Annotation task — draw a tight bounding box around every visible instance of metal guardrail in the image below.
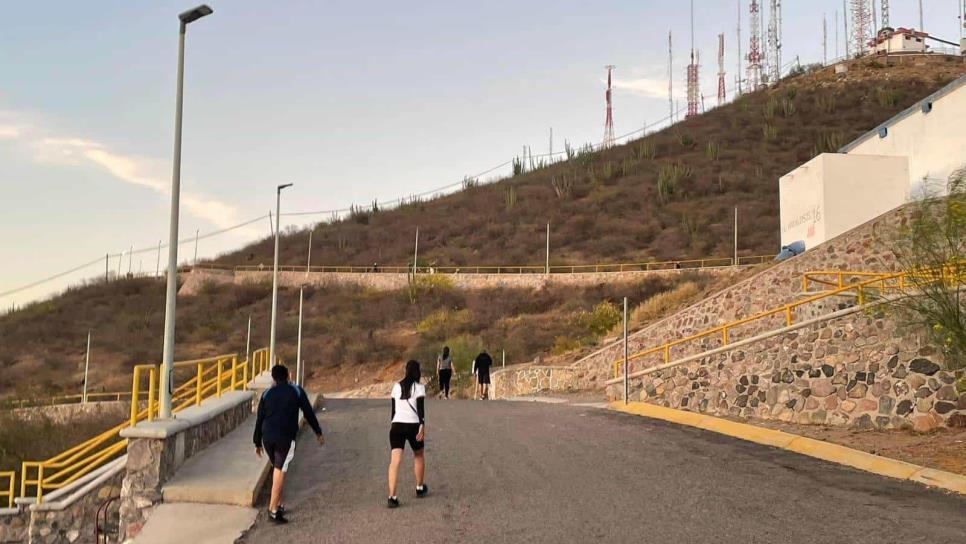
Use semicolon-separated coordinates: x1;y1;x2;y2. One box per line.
196;255;773;275
611;266;965;379
0;391;148;410
17;348;272;505
0;471;13;508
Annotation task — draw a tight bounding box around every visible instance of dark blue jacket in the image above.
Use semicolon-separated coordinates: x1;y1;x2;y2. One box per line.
253;382;322;446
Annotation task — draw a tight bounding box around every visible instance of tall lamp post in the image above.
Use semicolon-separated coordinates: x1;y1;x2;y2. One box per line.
159;4;213;420
269;183;294;368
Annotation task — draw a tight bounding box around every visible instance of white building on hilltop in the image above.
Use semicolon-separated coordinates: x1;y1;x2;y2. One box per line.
779;74;966;249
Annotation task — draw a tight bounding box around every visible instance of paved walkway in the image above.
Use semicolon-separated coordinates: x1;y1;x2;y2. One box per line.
240;399;966;543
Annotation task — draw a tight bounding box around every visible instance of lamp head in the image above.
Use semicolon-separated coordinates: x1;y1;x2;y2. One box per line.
179;5;213;24
278;183;294;192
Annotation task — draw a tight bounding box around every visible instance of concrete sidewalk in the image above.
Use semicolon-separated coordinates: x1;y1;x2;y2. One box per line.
133;503;257;544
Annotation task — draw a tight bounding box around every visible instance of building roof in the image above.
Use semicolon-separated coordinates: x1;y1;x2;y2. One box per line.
838;73;966;153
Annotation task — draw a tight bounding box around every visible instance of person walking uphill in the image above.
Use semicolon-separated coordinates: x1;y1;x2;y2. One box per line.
472;350;493;400
436;346;454;399
254;364;324;524
387;360;428;508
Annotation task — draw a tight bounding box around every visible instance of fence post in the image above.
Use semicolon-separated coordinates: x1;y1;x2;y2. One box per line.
147;368;156;421
623;297;629;404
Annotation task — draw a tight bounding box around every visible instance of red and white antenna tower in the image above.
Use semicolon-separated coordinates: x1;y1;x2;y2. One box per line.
767;0;781;83
737;0;743;95
851;0;870;56
686;0;700;118
603;65;615;148
747;0;763;89
880;0;889;29
717;33;726;106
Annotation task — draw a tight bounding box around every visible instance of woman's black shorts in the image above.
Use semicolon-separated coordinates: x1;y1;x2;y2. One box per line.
389;422;424;451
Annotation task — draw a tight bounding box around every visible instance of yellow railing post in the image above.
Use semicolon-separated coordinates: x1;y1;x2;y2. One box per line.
147;368;156;421
243;357;249;389
722;327;729;345
663;345;670;363
36;465;44;504
785;306;793;326
216;359;223;397
231;356;239;390
130;367;140;427
196;363;203;406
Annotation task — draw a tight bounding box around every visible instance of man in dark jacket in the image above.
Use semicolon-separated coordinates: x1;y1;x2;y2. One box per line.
254;364;324;524
472;351;493;400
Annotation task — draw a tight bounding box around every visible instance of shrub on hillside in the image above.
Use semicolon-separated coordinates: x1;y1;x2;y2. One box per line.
577;301;621;337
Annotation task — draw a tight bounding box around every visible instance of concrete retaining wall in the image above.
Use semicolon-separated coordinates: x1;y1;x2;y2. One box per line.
179;266;743;296
10;401;130;425
491;365;580;399
609;307;966;431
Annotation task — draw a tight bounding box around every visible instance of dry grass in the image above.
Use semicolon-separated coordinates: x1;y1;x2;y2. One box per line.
0;408;124;476
619;281;703;333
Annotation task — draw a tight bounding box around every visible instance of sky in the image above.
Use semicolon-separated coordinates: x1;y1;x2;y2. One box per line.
1;0;963;308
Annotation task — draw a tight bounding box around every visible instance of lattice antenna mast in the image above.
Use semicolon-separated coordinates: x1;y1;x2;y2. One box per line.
717;33;726;105
737;1;743;95
851;0;870;56
686;0;700;118
843;0;850;58
767;0;781;83
747;0;762;88
668;31;674;123
603;65;616;148
880;0;889;29
823;14;828;65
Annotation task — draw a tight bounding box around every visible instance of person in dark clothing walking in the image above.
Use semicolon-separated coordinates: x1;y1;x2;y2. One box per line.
387;360;428;508
254;365;324;524
436;346;454;399
472;351;493;400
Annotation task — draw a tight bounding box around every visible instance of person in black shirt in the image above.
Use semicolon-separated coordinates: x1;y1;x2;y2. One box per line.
472;351;493;400
254;365;324;524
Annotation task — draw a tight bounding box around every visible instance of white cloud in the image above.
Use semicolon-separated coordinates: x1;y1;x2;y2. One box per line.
612;76;686;100
0;111;247;233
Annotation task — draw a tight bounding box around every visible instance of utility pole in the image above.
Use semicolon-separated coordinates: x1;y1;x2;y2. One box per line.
413;227;419;273
245;314;252;371
296;286;304;386
117;250;123;278
823;14;828;65
269;183;293;368
82;330;91;403
268;211;274;237
545;221;551;274
918;0;923;34
105;254;109;283
161;4;214;420
835;9;840;59
734;207;739;266
193;229;199;265
128;245;133;276
156;240;162;277
306;230;313;276
668;30;674;123
737;0;742;95
549;127;553;157
622;297;629;404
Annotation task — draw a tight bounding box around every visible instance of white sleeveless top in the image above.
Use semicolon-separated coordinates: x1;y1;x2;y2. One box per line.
391;382;426;424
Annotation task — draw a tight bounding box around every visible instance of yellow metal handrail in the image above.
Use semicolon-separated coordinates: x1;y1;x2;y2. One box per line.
204;254;773;276
0;471;13;508
19;347;271;504
611;266;966;379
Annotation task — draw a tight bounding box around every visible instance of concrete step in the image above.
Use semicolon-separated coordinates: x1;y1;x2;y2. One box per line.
133;503;257;544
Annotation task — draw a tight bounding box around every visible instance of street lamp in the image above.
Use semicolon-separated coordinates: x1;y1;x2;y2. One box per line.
159;4;213;420
269;183;293;368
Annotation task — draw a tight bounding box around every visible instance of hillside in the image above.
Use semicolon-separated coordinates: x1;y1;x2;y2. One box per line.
214;56;965;269
1;55;964;402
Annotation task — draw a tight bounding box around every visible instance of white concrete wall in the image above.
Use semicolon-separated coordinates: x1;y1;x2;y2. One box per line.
779;155;826;248
780;154;908;248
845;78;966;196
823;154;908;242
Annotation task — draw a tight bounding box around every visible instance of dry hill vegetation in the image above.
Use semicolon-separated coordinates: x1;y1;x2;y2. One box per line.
215;56;965;269
1;56;963;401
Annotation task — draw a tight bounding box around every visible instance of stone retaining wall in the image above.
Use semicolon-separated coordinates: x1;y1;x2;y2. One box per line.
0;509;28;543
491;365;580;399
572;204;908;390
117;395;253;541
611;306;966;431
28;473;122;544
10;401;130;426
180;266;742;296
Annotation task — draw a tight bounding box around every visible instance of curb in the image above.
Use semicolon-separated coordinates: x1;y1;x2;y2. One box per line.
610;401;966;496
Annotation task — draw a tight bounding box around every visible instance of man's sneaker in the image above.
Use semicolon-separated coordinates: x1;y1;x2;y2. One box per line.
268;510;288;524
387;496;400;509
416;484;429;497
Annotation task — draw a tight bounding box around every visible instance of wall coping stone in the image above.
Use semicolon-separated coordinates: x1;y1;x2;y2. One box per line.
29;455;126;512
120;391;253;439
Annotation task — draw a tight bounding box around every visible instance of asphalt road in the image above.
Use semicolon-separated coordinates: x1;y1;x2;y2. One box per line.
240;399;966;544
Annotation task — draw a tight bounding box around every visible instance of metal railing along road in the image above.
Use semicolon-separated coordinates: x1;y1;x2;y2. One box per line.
0;391;148;410
611;266;966;379
197;255;773;276
17;348;271;505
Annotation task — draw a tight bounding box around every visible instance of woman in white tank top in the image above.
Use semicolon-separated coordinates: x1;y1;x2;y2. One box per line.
387;360;428;508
